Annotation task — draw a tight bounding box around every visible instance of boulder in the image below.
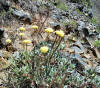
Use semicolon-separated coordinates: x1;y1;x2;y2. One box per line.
0;28;5;49
12;8;32;24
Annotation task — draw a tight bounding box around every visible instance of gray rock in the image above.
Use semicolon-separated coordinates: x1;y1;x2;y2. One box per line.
95;66;100;75
77;21;86;37
0;0;11;11
77;21;85;30
71;41;85;54
88;10;93;18
70;53;92;71
95;47;100;59
91;0;100;19
49;22;61;30
70;53;85;71
97;34;100;40
12;8;32;24
73;16;78;20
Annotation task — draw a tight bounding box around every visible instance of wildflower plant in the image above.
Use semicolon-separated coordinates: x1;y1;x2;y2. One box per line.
19;33;25;40
5;39;12;51
23;40;31;50
3;27;100;88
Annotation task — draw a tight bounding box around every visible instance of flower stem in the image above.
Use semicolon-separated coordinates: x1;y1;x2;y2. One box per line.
46;33;50;41
51;35;57;49
49;37;62;61
26;44;27;51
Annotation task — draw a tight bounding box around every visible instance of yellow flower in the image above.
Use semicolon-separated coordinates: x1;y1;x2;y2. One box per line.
23;40;31;44
19;27;25;31
45;28;54;33
85;13;88;16
32;25;38;29
55;30;65;37
40;46;49;53
6;39;11;43
19;33;25;37
92;73;95;77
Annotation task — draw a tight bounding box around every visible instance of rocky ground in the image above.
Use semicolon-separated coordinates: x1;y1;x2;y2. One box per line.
0;0;100;88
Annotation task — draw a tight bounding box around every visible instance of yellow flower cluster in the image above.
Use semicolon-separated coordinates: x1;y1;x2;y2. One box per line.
40;46;49;53
23;40;31;44
55;30;65;37
6;39;11;43
45;28;54;33
19;27;25;31
32;25;38;29
19;33;25;37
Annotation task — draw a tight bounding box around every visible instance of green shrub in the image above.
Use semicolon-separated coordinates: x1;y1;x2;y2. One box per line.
56;2;68;11
2;41;100;88
94;40;100;47
96;26;100;33
76;8;83;15
89;17;98;24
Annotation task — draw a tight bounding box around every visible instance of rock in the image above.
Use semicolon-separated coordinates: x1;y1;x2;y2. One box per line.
49;22;61;30
77;20;85;30
70;53;85;71
82;28;89;37
0;0;11;12
95;66;100;75
0;28;4;38
0;28;4;49
61;11;69;17
91;0;100;19
77;4;84;12
71;46;83;53
73;16;78;20
70;53;92;71
88;12;93;18
89;31;99;38
84;9;93;18
95;47;100;59
77;21;88;37
70;41;85;54
13;0;19;4
12;8;32;24
97;34;100;40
